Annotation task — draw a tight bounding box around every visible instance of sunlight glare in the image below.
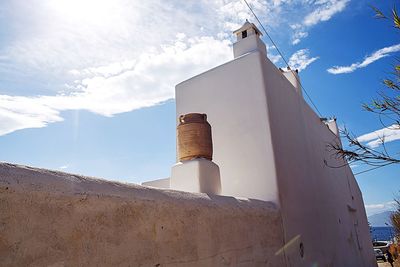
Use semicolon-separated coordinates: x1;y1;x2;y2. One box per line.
48;0;115;24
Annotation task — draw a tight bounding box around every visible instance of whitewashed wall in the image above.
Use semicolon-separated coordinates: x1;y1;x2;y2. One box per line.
261;56;376;266
176;52;279;203
176;48;376;266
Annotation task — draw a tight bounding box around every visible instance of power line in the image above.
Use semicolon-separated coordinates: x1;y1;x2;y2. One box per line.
242;0;289;68
353;162;394;176
242;0;323;117
299;82;323;117
242;1;396;177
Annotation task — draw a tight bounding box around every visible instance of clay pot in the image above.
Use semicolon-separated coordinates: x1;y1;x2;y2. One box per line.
177;113;213;161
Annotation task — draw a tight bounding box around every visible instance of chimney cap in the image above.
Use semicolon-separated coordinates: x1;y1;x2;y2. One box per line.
233;20;263;36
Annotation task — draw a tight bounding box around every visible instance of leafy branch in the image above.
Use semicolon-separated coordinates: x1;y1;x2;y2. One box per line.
331;5;400;167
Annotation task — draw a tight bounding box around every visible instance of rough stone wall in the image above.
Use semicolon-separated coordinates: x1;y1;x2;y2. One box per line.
0;163;285;267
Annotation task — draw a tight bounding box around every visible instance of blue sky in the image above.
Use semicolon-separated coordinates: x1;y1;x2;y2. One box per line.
0;0;398;216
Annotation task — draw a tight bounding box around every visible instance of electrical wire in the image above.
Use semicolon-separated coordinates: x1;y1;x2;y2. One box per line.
242;1;399;177
242;0;323;117
353;162;395;176
242;0;290;68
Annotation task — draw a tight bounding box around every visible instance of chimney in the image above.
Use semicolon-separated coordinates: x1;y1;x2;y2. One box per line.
280;67;302;96
321;117;339;136
232;20;267;58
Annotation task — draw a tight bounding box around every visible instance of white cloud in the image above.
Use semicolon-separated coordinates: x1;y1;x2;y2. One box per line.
0;36;232;135
216;0;285;32
327;44;400;74
217;0;317;46
292;31;308;45
357;124;400;148
59;165;68;169
303;0;349;26
291;0;349;44
0;96;63;136
2;0;222;76
0;0;241;136
0;0;336;136
269;54;282;64
288;49;319;71
69;60;137;79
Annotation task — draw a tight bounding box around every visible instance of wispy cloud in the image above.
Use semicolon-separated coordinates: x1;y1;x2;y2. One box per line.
303;0;350;27
0;36;231;135
0;0;337;136
327;44;400;74
357;124;400;148
291;0;350;44
218;0;348;46
288;49;319;71
0;95;63;136
291;25;309;45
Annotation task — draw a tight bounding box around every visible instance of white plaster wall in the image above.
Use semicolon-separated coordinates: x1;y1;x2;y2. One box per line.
176;48;375;266
281;70;302;96
176;51;279;203
260;57;376;267
0;163;285;267
233;34;267;58
170;158;221;194
142;177;170;188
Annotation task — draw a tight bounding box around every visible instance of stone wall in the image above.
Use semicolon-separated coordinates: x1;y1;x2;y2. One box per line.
0;163;285;267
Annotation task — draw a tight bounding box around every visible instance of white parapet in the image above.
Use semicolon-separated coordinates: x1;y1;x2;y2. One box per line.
141;177;170;189
170;158;221;195
0;162;285;266
326;118;339;136
281;68;302;96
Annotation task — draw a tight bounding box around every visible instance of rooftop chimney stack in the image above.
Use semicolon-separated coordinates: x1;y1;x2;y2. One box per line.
232;20;267;58
280;67;302;96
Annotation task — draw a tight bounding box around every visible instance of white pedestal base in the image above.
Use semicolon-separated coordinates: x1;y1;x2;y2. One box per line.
170;158;221;195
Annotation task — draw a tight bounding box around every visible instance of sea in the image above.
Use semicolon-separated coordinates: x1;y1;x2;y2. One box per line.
371;226;395;241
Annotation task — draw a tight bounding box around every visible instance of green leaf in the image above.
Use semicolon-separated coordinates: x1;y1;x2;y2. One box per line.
371;5;387;19
393;8;400;29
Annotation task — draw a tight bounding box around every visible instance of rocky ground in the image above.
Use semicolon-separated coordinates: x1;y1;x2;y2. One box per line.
378;261;391;267
377;259;400;267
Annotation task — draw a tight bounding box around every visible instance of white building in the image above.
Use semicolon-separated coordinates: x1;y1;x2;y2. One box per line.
145;21;376;266
0;20;377;267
